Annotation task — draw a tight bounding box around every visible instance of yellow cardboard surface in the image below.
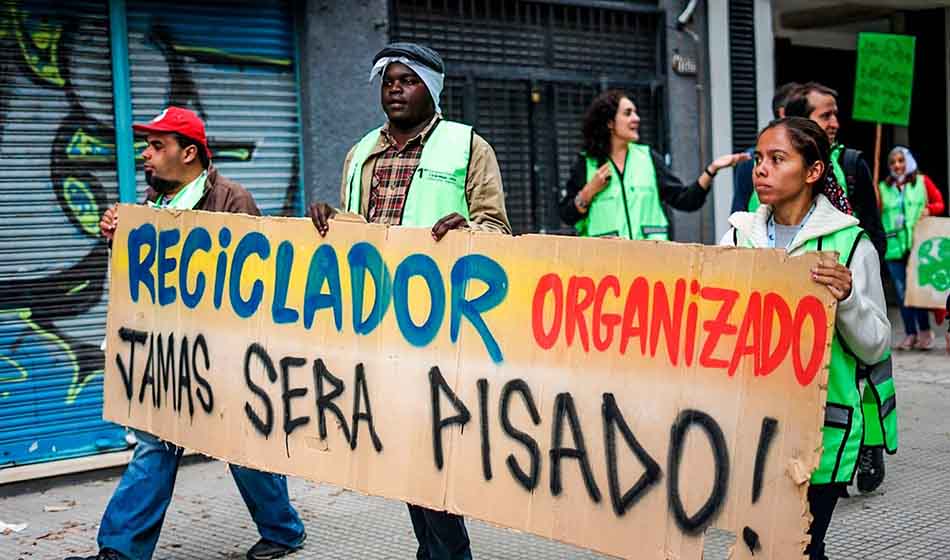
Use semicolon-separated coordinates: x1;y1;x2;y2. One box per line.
905;217;950;309
105;204;835;559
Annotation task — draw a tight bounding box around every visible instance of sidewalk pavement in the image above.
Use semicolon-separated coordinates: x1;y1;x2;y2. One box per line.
2;315;948;560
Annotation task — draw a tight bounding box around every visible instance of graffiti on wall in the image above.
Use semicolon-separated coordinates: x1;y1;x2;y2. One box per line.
0;0;302;465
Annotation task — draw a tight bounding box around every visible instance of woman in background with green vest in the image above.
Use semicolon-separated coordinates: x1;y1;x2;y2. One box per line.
559;90;749;239
879;146;945;351
720;117;890;560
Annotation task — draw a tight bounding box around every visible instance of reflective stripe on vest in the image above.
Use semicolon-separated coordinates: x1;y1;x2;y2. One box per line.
803;225;867;485
345;120;473;227
861;355;899;453
577;144;669;240
879;174;927;260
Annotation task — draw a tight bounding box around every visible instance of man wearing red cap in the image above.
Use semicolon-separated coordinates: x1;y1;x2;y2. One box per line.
68;107;307;560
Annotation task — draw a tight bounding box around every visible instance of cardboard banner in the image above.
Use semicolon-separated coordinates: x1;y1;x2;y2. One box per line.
852;32;916;126
905;217;950;308
105;205;836;559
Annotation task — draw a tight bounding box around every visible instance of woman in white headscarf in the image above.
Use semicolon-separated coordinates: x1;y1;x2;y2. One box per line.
878;146;946;350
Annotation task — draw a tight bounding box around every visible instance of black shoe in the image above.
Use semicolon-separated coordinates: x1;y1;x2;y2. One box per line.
64;549;121;560
246;533;306;560
856;447;885;493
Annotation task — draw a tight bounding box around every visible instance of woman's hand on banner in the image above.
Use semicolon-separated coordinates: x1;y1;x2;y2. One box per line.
811;255;853;301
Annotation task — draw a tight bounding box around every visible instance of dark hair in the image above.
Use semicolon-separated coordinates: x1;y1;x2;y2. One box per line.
172;132;210;169
759;117;830;186
783;82;838;118
581;89;628;162
772;82;800;118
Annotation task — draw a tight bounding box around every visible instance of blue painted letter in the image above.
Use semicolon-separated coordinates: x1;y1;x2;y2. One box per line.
229;232;271;318
213;228;232;309
180;227;211;309
128;223;156;303
393;254;445;347
348;242;391;335
303;245;343;330
450;255;508;363
271;241;299;324
157;229;181;306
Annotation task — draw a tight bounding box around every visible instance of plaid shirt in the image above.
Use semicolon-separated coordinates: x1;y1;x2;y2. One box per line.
367;115;442;225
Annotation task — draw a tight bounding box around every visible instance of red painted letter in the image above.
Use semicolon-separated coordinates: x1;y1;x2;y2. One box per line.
593;275;621;352
698;287;739;369
792;296;828;387
532;273;563;349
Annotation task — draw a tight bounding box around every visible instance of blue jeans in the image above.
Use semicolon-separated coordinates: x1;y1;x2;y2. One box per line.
407;504;472;560
98;430;305;559
887;260;931;336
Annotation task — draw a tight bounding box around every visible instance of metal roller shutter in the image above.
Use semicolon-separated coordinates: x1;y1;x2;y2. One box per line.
0;0;127;467
729;0;758;151
392;0;664;234
126;0;302;215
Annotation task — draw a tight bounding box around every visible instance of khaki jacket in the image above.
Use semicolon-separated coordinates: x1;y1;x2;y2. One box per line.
339;123;511;234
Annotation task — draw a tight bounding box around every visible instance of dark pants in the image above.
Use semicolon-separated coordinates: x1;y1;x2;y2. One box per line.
805;484;845;560
887;259;931;335
407;504;472;560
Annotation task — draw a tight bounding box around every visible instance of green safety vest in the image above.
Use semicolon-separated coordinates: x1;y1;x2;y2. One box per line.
801;226;897;484
577;144;669;240
829;144;848;195
737;222;895;483
879;174;927;260
345;120;472;227
748;144;848;212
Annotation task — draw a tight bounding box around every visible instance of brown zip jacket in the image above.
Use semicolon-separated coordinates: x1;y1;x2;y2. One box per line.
144;165;260;216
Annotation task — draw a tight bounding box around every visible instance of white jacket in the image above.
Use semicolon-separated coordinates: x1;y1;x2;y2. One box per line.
719;194;890;365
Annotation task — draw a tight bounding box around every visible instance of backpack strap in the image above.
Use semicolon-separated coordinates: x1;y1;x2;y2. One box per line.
841;148;863;192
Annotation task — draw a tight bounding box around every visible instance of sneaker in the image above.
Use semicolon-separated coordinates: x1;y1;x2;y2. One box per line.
246;533;306;560
64;549;121;560
895;334;916;351
856;447;885;493
914;331;935;351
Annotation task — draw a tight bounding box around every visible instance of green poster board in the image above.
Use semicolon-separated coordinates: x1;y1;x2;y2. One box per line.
853;33;916;126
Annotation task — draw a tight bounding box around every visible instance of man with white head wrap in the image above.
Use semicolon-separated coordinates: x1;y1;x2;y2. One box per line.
370;42;446;114
308;42;511;560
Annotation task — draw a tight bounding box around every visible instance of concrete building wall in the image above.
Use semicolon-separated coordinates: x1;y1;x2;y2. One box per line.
664;0;711;243
299;0;389;207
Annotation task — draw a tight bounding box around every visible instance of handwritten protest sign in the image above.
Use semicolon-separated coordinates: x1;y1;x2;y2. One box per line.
853;32;916;126
105;205;836;559
905;217;950;308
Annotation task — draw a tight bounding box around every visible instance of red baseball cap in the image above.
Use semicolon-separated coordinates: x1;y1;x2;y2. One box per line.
133;106;212;159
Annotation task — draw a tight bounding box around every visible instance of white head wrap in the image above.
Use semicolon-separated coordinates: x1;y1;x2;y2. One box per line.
370;56;444;114
888;146;918;183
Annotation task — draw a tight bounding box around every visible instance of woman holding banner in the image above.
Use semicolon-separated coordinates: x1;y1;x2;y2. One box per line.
558;90;749;240
720;117;891;560
878;145;945;351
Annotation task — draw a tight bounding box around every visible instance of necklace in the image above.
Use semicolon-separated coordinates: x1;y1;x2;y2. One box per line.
767;202;817;250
